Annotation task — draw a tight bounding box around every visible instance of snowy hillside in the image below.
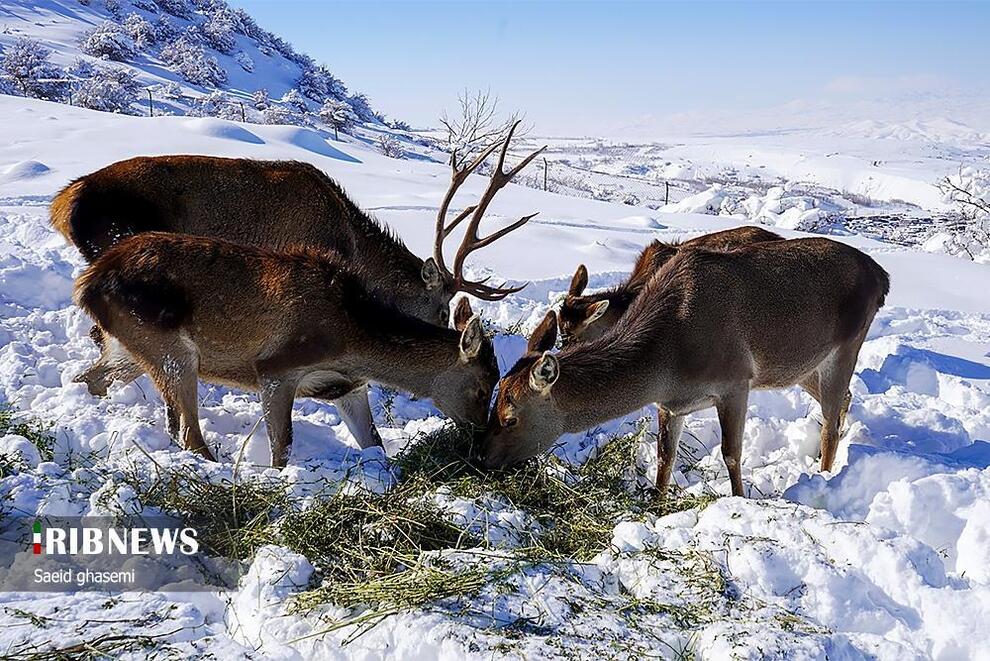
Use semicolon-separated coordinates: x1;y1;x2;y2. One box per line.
0;0;401;132
1;95;990;659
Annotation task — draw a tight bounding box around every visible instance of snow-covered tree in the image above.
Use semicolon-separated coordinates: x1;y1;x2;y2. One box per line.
154;0;192;19
68;57;96;79
252;88;269;110
189;90;240;120
347;93;376;123
234;51;254;72
297;65;347;103
937;167;990;261
152;80;183;100
103;0;123;19
318;98;356;139
281;88;309;113
202;9;237;54
377;134;404;159
262;105;299;125
154;15;181;43
74;64;141;113
123;13;156;51
81;21;136;61
161;33;227;86
0;38;68;101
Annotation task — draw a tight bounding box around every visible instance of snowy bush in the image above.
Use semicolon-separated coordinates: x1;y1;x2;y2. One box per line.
319;98;356;138
151;80;183;100
262;105;299;125
202;10;237;54
131;0;158;10
161;34;227;86
252;88;269;110
154;0;192;19
0;38;68;101
81;21;136;61
103;0;123;19
234;51;254;72
297;65;347;103
74;65;141;113
123;13;156;51
281;88;308;113
154;15;181;43
937;168;990;262
348;92;376;123
377;134;404;159
68;57;95;79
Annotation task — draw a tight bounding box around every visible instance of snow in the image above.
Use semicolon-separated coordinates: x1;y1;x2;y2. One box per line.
0;92;989;658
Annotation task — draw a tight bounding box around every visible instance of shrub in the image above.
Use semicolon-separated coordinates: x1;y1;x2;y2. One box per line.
154;15;181;43
123;13;156;50
0;38;68;101
74;65;142;113
348;92;376;123
202;9;237;54
154;0;192;19
81;21;136;62
377;134;404;159
262;105;299;125
251;87;269;110
281;88;308;113
161;33;227;86
234;51;253;72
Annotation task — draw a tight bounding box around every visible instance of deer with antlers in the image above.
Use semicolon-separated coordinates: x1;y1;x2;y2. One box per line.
558;226;783;345
74;234;500;466
484;238;889;496
53;123;544;449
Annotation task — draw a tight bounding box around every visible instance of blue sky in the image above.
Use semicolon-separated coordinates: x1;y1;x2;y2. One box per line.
229;1;990;136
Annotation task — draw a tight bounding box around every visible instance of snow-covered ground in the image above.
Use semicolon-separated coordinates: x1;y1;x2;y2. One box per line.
1;95;990;659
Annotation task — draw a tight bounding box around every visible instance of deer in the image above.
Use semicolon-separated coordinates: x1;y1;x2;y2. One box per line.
483;238;889;497
73;233;501;467
52;121;544;449
558;226;782;345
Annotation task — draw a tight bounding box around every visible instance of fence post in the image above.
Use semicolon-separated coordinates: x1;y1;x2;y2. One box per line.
664;181;669;205
239;102;246;122
147;89;154;117
543;157;549;191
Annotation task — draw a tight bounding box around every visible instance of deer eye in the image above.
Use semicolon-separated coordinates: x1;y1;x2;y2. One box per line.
504;417;518;428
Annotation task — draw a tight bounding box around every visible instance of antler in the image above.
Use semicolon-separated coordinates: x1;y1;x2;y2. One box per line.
433;121;546;300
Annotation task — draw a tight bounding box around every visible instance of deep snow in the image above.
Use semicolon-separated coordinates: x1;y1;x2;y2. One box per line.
0;95;989;659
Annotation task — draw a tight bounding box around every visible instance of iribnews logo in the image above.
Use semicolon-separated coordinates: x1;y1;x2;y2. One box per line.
31;520;200;556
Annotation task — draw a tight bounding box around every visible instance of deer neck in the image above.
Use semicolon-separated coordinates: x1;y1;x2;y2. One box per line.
336;298;458;397
552;331;674;432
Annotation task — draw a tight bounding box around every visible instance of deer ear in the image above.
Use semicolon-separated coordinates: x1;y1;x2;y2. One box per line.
459;315;484;361
529;351;560;393
585;299;610;325
452;297;473;331
422;257;441;290
568;264;589;296
527;310;558;353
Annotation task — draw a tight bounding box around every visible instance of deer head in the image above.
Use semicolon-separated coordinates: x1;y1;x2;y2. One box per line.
483;310;566;468
429;297;500;429
432;121;546;311
557;264;616;345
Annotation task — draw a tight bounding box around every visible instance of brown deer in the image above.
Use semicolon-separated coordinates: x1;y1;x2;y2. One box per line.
558;226;782;345
74;233;500;467
484;238;889;496
53;122;543;447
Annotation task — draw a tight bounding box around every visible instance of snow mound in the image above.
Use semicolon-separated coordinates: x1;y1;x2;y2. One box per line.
1;160;51;182
266;126;361;162
181;118;265;145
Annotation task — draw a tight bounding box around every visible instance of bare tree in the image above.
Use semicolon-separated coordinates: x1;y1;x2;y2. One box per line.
937;167;990;261
439;89;523;161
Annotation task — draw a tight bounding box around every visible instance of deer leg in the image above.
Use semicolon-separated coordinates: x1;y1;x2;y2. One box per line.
143;341;214;462
334;386;383;450
715;388;749;497
74;335;144;396
817;348;860;473
259;376;299;468
656;406;684;495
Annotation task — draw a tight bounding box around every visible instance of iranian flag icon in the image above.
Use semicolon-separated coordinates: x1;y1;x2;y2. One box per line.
32;521;41;555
